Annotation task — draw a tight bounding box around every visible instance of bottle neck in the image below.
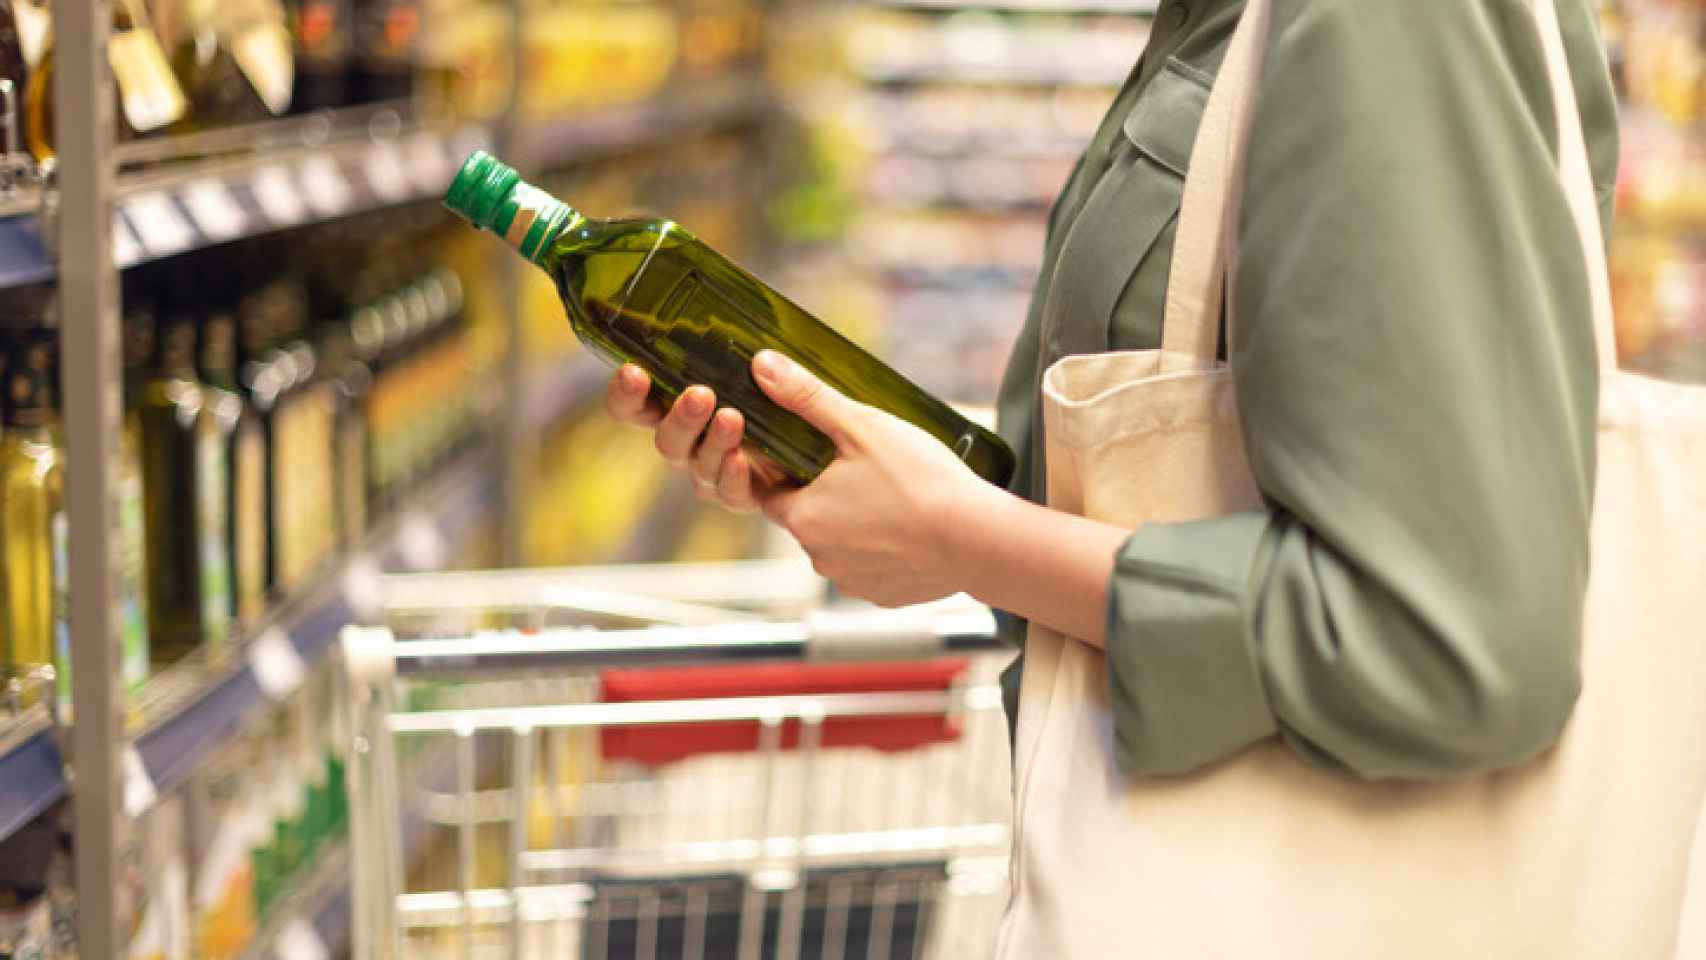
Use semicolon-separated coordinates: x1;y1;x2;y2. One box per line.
496;183;581;268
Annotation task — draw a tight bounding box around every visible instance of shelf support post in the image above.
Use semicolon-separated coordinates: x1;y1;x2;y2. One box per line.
56;0;126;957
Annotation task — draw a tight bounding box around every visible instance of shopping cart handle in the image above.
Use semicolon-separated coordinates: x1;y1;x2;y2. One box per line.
359;599;1002;678
804;602;995;661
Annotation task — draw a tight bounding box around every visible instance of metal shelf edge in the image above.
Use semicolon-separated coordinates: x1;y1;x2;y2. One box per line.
0;723;66;841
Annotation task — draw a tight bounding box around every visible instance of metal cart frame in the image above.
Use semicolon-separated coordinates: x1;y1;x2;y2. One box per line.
340;560;1013;960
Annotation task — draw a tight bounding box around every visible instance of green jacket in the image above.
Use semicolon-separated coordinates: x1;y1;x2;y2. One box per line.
993;0;1620;779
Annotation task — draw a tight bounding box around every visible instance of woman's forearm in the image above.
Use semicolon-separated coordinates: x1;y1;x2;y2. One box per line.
947;484;1132;648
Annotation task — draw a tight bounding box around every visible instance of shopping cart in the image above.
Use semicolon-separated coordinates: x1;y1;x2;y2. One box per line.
339;559;1013;959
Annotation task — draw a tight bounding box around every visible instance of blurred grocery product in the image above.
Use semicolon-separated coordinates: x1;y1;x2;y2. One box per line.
26;0;189;160
137;310;235;665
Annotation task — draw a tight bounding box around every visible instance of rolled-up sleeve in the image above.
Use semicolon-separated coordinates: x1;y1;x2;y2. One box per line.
1105;0;1611;780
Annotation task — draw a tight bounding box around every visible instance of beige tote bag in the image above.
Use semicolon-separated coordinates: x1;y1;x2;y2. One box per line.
994;0;1706;955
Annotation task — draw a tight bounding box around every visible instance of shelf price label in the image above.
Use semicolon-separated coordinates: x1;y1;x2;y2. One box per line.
121;745;158;819
111;213;143;267
124;191;196;258
252;165;307;225
406;131;451;194
300;155;354;218
249;626;306;700
181;179;249;242
363;141;411;203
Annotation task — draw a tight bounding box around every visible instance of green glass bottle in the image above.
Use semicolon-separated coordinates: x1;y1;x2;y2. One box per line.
199;312;269;630
443;151;1015;487
0;342;63;687
139;315;233;664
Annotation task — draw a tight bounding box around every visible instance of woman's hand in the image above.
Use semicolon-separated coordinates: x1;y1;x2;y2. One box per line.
603;362;768;513
605;353;1128;639
748;350;991;607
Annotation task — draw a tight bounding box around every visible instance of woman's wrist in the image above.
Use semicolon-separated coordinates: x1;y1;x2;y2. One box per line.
938;478;1129;646
937;477;1026;606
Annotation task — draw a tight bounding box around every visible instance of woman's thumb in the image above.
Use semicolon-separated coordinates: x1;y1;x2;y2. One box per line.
752;350;855;442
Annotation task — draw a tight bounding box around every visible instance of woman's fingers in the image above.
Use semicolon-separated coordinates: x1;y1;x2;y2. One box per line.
654;385;716;467
605;364;663;427
692;408;744;489
716;447;758;512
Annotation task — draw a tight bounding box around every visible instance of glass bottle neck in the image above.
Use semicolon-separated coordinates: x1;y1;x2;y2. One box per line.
497;183;581;267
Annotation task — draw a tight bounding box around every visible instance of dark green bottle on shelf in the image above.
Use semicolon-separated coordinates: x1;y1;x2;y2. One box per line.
443;151;1016;487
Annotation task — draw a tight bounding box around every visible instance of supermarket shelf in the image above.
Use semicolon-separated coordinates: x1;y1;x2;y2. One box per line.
519;71;775;169
118;443;501;825
0;710;61;841
110;122;494;272
874;0;1157;11
0;116;493;290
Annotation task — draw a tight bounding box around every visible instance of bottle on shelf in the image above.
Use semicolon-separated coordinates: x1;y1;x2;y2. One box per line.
261;279;338;589
444;151;1017;486
156;0;295;131
186;732;261;959
286;0;352;112
25;0;188;160
351;0;419;104
199;311;269;631
0;338;62;695
138;313;234;666
316;313;370;548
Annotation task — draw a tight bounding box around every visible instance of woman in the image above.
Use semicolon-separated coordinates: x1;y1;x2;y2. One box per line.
613;0;1617;778
607;0;1639;952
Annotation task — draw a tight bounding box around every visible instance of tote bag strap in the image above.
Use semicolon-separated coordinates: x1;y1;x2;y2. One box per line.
1532;0;1619;372
1159;0;1272;367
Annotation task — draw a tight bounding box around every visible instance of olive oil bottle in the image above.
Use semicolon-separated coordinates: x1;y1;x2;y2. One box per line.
199;313;269;630
443;152;1016;486
0;342;62;685
157;0;294;131
139;316;233;664
25;0;187;160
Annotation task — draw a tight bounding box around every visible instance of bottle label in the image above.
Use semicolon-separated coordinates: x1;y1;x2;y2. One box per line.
13;0;48;69
503;184;570;261
234;423;267;624
230;22;296;116
119;467;151;691
51;510;69;712
108;27;188;133
197;422;233;652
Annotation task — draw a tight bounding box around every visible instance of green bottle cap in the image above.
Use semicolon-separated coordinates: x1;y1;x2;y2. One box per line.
444;150;575;263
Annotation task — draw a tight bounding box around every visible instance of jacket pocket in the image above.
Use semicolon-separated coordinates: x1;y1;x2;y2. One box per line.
1040;58;1213;358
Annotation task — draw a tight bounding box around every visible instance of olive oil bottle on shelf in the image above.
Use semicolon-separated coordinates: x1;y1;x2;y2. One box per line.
286;0;352;112
25;0;188;161
0;342;62;688
443;151;1016;486
199;313;269;630
263;284;338;589
156;0;294;131
351;0;418;104
139;316;234;665
317;317;368;548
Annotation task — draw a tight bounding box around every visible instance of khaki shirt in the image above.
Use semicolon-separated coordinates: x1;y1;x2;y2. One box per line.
994;0;1621;778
